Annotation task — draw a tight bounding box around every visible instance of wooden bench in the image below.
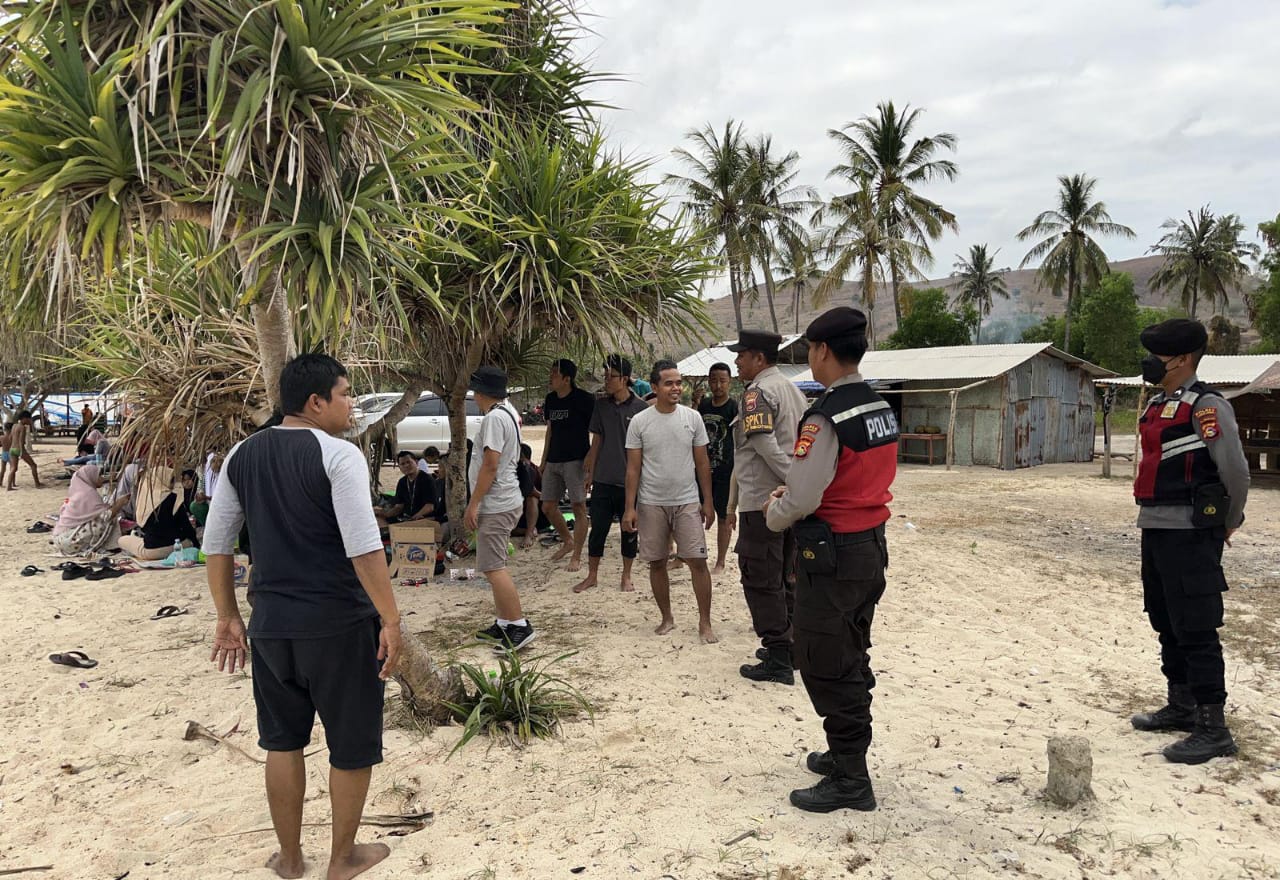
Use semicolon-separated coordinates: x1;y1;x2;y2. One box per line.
898;433;947;465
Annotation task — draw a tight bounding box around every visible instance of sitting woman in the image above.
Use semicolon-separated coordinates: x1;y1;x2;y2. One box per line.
51;465;127;556
63;430;109;467
118;470;199;560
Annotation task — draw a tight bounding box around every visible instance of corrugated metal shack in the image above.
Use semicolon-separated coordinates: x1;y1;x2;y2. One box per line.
794;343;1114;469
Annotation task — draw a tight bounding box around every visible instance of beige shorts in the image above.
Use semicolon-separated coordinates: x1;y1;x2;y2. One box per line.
476;506;521;572
542;460;587;504
637;502;707;563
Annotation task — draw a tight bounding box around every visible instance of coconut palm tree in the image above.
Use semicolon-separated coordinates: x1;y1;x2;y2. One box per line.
740;135;817;332
826;101;959;327
952;244;1010;344
775;229;818;334
812;183;927;349
1148;207;1260;318
1016;174;1135;352
0;0;508;410
666;121;754;330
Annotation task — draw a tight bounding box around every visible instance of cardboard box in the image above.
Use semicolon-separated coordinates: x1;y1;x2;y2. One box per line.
388;521;438;581
232;554;253;589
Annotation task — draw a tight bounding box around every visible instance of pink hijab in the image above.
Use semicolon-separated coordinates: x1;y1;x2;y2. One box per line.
84;429;104;446
53;465;110;534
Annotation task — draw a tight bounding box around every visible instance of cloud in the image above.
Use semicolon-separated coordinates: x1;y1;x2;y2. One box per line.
575;0;1280;290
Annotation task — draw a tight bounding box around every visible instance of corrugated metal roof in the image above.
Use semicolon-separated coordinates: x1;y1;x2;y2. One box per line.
790;343;1114;383
1098;355;1280;388
676;334;804;377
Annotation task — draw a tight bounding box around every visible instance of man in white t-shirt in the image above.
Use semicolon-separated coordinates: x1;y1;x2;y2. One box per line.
464;366;535;652
622;360;718;643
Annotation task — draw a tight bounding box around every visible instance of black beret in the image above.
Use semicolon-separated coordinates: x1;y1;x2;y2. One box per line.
468;365;509;398
1139;318;1208;356
727;329;782;356
805;307;867;343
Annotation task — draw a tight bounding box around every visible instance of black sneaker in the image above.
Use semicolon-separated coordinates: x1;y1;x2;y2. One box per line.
475;621;505;643
496;621;536;652
755;647;769;661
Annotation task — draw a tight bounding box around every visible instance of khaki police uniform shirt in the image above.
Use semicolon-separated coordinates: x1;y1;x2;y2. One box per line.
732;364;809;512
765;373;861;531
1136;374;1250;530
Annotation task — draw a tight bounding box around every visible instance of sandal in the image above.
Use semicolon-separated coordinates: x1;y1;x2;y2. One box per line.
21;565;44;577
85;566;126;581
26;522;53;534
150;605;189;620
61;563;91;581
49;651;98;669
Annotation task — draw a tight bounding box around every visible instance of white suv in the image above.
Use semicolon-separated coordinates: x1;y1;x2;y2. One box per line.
354;392;486;456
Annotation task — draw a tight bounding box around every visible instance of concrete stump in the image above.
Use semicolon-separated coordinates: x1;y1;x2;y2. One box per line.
1046;735;1094;807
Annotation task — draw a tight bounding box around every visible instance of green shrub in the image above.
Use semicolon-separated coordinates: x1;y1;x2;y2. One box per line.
445;648;593;754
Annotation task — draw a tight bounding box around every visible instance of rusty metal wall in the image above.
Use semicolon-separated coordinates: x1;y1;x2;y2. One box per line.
901;355;1097;469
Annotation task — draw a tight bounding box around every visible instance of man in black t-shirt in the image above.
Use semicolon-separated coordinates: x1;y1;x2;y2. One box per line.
376;451;438;528
698;361;739;574
540;358;595;571
204;354;401;880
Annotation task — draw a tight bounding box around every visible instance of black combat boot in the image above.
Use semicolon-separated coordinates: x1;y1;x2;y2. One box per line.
806;750;836;776
790;752;877;813
1163;704;1237;764
1131;683;1195;732
740;647;794;685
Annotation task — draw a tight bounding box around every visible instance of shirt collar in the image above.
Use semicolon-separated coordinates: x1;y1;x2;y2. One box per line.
827;371;864;390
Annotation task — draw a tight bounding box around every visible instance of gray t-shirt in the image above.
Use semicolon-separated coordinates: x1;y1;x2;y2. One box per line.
625;404;708;506
469;401;523;514
589;391;649;487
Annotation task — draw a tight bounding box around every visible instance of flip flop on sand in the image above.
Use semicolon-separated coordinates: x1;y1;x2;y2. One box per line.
49;651;98;669
85;566;126;581
61;563;91;581
26;522;53;534
150;605;189;620
21;565;44;576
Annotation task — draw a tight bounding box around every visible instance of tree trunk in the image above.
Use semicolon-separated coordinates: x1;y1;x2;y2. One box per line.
1189;280;1199;320
393;622;464;724
760;258;781;333
975;305;983;345
437;341;486;544
1063;261;1077;354
728;261;744;332
862;262;877;349
890;258;902;328
792;282;801;334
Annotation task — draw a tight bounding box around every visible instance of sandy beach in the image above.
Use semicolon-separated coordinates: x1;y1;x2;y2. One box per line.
1;432;1277;880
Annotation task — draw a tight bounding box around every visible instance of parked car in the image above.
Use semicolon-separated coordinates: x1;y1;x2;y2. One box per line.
353;392;488;457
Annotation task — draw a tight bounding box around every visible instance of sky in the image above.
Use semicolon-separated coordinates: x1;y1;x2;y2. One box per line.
574;0;1280;292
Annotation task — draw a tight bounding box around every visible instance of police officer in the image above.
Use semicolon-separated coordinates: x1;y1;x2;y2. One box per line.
729;329;808;685
1131;318;1249;764
764;307;897;812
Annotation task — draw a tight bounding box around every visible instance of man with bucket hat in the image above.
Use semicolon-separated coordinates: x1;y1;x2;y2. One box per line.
465;366;536;652
1130;318;1249;764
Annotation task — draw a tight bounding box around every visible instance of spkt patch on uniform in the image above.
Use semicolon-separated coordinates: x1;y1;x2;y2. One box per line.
801;422;821;435
1195;407;1220;440
741;389;775;435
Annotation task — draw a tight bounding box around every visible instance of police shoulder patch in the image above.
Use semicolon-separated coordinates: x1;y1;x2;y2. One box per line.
1195;406;1220;441
793;433;815;458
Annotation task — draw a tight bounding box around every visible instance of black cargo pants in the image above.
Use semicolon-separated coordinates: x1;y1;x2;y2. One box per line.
793;524;887;756
1141;527;1228;706
736;511;796;651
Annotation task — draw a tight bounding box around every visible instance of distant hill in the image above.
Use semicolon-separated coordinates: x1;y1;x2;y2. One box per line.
669;255;1259;356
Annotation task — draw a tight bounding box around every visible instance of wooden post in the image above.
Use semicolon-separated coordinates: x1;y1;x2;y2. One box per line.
946;389;959;471
1101;385;1114;478
1132;385;1148;479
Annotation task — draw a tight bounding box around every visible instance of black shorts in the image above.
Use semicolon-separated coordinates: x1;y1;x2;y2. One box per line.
710;467;732;519
251;617;385;769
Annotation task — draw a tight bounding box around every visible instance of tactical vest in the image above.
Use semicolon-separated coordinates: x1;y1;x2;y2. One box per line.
807;381;899;533
1134;380;1221;506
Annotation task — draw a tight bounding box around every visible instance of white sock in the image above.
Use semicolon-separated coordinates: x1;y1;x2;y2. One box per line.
499;617;528;628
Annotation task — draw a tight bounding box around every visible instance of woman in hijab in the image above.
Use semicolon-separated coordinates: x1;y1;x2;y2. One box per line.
62;429;109;466
51;465;126;556
119;469;199;560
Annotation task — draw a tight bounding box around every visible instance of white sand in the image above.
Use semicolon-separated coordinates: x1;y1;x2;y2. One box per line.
2;432;1278;879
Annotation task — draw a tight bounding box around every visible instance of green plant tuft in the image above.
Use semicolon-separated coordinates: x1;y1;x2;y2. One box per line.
445;648;593;755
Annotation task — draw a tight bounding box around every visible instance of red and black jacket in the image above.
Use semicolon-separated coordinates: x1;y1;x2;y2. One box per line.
1134;381;1221;506
809;381;899;533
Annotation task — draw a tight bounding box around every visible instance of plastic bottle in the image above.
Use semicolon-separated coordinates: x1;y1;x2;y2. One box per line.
173;539;182;560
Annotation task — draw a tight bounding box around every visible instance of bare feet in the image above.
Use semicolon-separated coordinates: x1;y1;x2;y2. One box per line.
620;578;634;592
567;555;582;573
520;535;536;549
550;544;572;563
327;843;390;880
699;624;719;644
654;618;675;635
34;481;46;488
572;576;597;594
267;851;305;880
712;563;726;575
666;556;685;571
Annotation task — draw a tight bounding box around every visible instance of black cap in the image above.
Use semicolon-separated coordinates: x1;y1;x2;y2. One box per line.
727;329;782;356
1139;318;1208;357
805;307;867;343
468;365;509;398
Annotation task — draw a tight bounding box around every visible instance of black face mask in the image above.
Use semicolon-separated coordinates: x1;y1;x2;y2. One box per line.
1141;354;1171;384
